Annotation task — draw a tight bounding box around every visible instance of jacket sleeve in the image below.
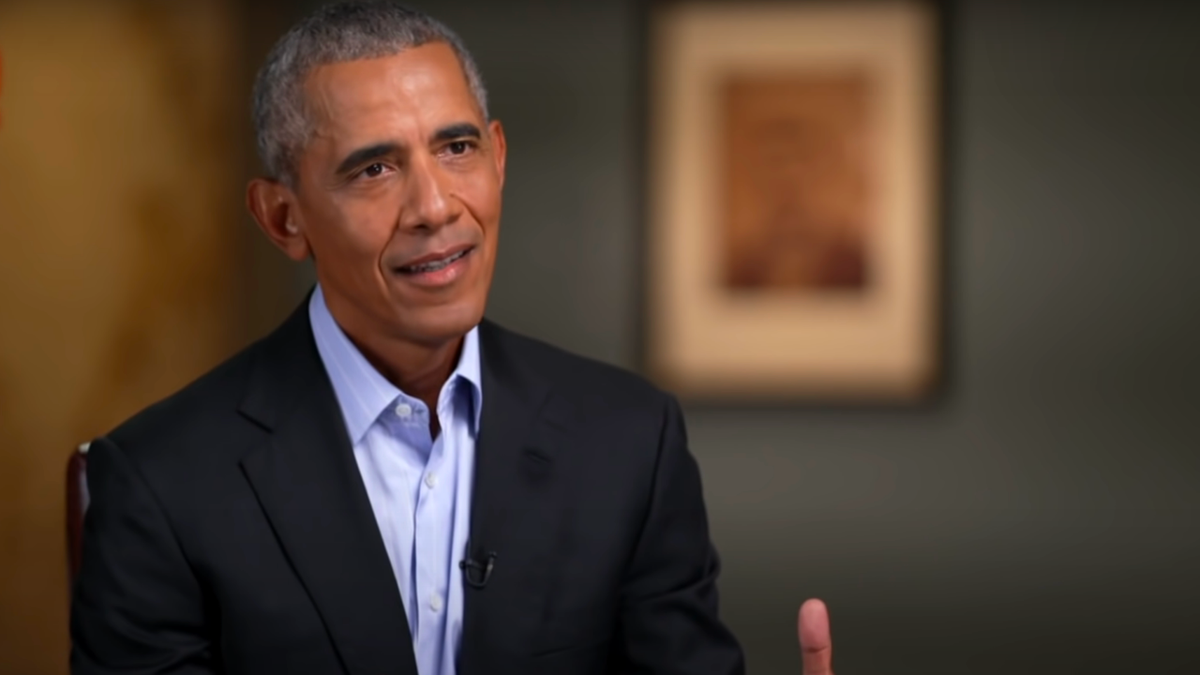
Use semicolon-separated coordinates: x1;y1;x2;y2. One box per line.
611;394;746;674
70;436;217;674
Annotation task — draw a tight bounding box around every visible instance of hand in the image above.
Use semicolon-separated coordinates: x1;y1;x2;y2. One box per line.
798;598;834;675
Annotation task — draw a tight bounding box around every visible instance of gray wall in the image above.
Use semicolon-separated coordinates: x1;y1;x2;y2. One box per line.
280;1;1200;672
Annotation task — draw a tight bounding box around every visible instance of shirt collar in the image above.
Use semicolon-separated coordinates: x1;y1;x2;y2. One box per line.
454;317;484;433
308;285;483;445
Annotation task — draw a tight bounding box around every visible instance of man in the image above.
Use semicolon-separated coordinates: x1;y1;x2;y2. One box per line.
70;2;836;674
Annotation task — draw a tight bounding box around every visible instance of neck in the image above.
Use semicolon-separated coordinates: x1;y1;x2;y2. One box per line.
322;293;463;415
355;334;462;413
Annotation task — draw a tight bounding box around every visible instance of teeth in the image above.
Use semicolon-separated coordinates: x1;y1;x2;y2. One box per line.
404;249;466;273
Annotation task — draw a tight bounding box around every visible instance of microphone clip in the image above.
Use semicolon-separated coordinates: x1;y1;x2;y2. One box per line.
459;551;497;589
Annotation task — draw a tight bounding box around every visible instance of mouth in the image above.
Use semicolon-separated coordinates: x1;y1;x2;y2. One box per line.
392;245;475;287
396;247;471;274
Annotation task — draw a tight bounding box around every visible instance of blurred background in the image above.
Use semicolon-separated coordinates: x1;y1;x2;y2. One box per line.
1;0;1198;673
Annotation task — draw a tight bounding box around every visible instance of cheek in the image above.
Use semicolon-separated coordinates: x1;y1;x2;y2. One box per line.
308;194;398;264
456;169;503;230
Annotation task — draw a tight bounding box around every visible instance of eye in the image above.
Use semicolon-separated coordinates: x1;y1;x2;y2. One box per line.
361;163;387;178
446;140;474;156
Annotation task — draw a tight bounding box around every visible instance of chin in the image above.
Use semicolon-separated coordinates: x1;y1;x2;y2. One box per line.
395;299;485;346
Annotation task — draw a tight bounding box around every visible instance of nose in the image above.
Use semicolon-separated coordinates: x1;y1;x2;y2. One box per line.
400;153;459;232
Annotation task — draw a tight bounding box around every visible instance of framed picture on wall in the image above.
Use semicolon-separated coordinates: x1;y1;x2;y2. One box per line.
644;0;943;402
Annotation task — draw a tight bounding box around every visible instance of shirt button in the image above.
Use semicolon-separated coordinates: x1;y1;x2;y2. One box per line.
424;472;437;489
394;402;413;419
429;594;443;612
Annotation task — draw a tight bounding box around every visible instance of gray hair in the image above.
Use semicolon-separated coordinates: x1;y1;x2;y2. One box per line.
252;1;489;185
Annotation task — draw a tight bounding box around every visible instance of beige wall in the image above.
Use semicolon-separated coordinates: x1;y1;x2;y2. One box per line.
0;2;244;672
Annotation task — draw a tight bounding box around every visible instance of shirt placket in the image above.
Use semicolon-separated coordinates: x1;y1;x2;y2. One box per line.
414;392;451;674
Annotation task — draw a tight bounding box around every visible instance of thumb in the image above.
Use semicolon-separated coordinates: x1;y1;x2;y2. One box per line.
798;598;833;675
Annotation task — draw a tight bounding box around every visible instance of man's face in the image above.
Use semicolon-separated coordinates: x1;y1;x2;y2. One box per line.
288;42;505;347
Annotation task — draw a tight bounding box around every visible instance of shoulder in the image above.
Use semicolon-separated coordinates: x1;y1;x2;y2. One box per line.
101;337;265;474
480;320;677;427
102;301;314;470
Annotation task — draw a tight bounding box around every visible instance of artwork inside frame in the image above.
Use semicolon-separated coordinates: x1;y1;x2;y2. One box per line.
645;0;942;402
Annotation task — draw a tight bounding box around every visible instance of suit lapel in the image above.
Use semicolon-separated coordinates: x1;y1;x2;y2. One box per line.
459;320;564;672
238;302;417;675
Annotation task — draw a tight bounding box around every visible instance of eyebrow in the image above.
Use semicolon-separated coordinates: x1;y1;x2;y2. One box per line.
432;122;483;143
332;123;485;177
334;142;400;176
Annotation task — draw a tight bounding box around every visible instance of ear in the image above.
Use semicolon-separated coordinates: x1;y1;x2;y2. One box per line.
246;177;310;262
487;119;507;190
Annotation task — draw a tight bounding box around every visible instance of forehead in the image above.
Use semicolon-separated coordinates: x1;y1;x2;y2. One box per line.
303;42;480;143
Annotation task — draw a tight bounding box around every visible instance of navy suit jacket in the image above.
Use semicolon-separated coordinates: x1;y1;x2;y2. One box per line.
70;299;745;675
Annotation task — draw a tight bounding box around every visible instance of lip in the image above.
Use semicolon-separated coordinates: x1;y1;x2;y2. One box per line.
396;243;475;270
391;245;475;289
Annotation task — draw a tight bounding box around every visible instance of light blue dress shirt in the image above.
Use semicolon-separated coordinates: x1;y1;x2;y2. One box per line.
309;286;480;675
